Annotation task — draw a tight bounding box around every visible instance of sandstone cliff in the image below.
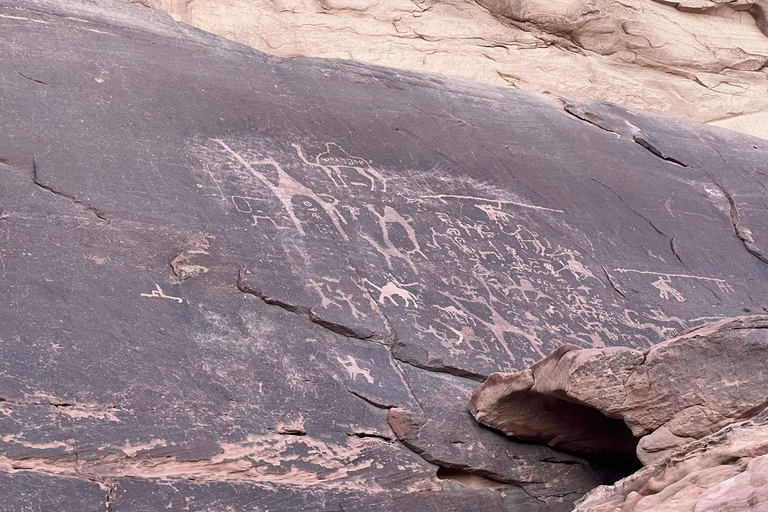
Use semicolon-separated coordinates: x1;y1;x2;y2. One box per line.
132;0;768;139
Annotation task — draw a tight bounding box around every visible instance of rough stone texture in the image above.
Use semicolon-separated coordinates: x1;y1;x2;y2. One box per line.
470;316;768;465
131;0;768;139
3;0;768;509
574;409;768;511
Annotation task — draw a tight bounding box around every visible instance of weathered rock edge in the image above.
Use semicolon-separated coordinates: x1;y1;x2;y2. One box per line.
469;315;768;510
469;315;768;464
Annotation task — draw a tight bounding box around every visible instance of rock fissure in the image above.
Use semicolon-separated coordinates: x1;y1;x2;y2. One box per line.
712;180;768;267
32;158;110;224
632;135;689;167
236;269;376;341
562;104;620;135
15;70;50;86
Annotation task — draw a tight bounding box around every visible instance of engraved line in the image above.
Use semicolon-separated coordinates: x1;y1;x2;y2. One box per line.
613;268;726;283
421;194;564;213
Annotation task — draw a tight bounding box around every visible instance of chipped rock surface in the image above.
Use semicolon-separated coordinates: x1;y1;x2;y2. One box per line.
2;0;768;509
131;0;768;139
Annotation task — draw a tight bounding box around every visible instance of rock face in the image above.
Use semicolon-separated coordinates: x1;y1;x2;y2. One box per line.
470;316;768;510
3;0;768;509
131;0;768;139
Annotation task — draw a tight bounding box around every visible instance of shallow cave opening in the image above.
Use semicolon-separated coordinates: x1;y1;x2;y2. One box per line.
480;389;644;485
582;445;643;485
542;402;644;484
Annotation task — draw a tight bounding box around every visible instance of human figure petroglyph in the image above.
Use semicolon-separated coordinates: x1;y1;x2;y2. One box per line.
614;268;730;301
366;278;420;308
140;284;183;304
205;138;695;352
216;139;348;239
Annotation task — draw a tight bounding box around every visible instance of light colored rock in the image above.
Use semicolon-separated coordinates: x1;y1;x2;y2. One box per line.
469;316;768;511
711;111;768;141
574;412;768;511
469;316;768;464
130;0;768;139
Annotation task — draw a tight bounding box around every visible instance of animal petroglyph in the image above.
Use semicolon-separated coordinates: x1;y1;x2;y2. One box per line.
366;279;420;309
362;205;426;274
293;142;385;192
140;284;183;303
338;355;373;384
197;136;702;365
651;276;685;302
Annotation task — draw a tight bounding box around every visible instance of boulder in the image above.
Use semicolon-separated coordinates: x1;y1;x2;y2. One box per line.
470;316;768;464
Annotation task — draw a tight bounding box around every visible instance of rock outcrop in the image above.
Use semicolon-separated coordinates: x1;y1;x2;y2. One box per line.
470;316;768;510
3;0;768;509
575;410;768;511
131;0;768;139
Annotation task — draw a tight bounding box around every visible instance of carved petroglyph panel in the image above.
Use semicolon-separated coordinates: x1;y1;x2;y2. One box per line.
191;136;730;372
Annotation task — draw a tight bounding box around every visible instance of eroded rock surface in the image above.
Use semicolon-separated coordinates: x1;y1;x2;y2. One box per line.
3;0;768;509
575;410;768;511
470;317;768;510
131;0;768;139
470;316;768;464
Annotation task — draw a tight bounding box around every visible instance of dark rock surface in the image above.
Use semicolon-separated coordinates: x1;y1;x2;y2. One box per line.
1;0;768;509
